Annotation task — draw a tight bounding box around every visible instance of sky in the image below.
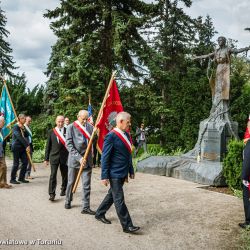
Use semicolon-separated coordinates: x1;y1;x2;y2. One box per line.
1;0;250;89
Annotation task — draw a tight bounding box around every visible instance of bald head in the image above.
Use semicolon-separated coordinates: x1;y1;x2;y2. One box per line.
56;115;64;128
77;110;88;125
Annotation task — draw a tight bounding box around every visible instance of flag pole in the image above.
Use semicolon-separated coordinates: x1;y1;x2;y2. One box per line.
72;71;116;193
0;76;36;172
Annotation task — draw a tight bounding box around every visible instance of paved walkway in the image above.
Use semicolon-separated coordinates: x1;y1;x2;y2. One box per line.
0;160;244;250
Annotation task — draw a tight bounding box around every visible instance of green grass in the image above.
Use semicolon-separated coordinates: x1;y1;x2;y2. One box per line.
239;230;250;250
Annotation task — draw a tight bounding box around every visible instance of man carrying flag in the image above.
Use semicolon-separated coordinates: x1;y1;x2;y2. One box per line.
64;110;95;215
10;114;30;184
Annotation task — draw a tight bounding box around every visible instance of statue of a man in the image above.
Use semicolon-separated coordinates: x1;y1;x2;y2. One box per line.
194;36;250;114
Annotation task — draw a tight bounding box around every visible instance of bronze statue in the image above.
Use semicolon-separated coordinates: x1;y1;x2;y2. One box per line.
194;36;250;114
189;37;250;160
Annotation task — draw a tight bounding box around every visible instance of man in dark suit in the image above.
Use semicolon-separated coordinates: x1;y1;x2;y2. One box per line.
64;110;95;215
24;116;34;179
239;120;250;229
45;115;68;201
95;111;140;234
10;114;30;184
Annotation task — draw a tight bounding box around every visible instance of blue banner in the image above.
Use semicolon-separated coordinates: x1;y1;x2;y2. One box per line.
0;84;16;139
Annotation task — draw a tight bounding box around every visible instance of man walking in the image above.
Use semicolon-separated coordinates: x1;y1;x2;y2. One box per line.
64;110;95;216
45;115;68;201
0;116;12;188
95;111;140;233
24;116;34;179
10;114;30;184
239;118;250;229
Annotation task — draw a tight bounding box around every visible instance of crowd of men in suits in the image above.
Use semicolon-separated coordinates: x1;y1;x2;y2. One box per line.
1;110;250;231
0;110;140;233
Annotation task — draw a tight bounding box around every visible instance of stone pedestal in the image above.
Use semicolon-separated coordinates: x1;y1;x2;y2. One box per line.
136;111;238;186
136;156;226;186
198;119;238;162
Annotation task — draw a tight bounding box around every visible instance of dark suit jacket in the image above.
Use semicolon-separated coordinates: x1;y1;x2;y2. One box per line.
45;127;68;165
242;140;250;181
101;131;134;179
11;124;29;151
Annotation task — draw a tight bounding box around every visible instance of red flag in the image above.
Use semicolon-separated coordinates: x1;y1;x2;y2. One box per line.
96;80;123;153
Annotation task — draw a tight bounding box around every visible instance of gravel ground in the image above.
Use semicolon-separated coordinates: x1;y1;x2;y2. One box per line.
0;159;244;250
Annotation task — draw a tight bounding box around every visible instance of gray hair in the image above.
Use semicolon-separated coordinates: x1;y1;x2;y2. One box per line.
18;114;26;119
116;112;131;123
77;110;88;117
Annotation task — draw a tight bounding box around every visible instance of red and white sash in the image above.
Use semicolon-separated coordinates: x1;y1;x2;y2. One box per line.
112;128;132;153
73;120;91;140
53;127;66;148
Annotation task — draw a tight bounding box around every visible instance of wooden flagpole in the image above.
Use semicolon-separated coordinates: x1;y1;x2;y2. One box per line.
0;76;36;172
72;71;116;193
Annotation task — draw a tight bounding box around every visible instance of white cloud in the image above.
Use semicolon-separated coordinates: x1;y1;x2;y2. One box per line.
1;0;59;88
186;0;250;47
1;0;250;89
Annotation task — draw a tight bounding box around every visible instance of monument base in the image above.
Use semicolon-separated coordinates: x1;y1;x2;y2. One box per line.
136;102;238;186
137;155;226;186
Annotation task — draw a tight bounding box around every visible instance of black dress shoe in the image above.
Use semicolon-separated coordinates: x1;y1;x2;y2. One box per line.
239;222;250;229
95;215;111;224
81;208;96;215
18;179;29;183
60;190;66;196
65;203;71;209
123;226;140;233
10;180;20;184
49;194;55;201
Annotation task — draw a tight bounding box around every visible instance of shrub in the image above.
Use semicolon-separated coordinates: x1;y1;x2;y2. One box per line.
32;149;45;163
223;139;244;190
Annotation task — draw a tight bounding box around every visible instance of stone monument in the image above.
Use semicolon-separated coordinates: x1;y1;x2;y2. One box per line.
137;36;250;186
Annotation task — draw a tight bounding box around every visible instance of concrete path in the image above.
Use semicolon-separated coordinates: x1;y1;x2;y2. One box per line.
0;160;244;250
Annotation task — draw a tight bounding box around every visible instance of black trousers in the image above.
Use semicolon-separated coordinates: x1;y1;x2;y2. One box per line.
48;162;68;195
10;148;28;181
243;185;250;222
96;178;133;229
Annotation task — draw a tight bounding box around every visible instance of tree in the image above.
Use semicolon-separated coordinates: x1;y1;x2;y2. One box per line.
141;1;216;149
6;73;44;116
0;5;16;76
44;0;157;116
